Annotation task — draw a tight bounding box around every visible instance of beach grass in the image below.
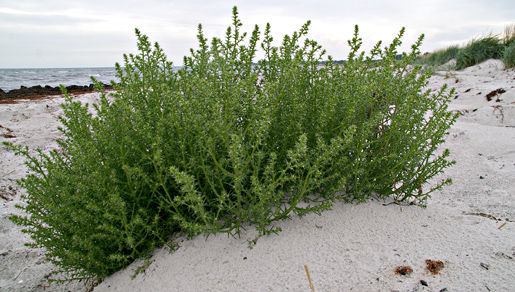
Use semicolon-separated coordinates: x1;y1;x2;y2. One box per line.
502;24;515;45
502;24;515;68
502;41;515;68
417;24;515;69
417;46;459;67
456;35;505;69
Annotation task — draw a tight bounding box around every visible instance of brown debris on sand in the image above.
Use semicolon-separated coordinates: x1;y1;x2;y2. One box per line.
0;186;16;201
485;88;506;101
426;259;445;274
395;266;413;276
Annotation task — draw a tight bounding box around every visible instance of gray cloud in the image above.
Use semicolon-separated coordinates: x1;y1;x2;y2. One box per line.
0;12;98;26
0;0;513;68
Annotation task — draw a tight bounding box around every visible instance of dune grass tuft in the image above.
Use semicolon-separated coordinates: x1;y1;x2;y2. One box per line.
455;36;505;69
502;24;515;46
418;24;515;69
502;41;515;68
417;46;459;67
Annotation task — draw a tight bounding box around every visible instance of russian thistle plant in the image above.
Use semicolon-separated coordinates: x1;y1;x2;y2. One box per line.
5;6;457;281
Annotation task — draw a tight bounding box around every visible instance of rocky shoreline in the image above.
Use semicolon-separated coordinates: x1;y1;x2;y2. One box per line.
0;83;114;100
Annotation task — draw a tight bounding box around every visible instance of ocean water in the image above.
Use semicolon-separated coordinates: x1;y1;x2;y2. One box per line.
0;67;119;92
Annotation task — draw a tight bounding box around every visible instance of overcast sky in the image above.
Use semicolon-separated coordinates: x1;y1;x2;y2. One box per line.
0;0;513;68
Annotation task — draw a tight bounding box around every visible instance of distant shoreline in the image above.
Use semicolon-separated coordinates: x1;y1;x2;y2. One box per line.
0;83;115;103
0;66;115;70
0;67;119;92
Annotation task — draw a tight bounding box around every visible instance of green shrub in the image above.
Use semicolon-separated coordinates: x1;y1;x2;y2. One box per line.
456;36;505;69
5;7;457;282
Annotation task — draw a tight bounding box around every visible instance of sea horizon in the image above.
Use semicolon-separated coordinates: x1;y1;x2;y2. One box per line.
0;66;115;71
0;66;190;92
0;67;119;92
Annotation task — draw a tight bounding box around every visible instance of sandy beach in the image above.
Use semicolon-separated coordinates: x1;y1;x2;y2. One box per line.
1;59;514;291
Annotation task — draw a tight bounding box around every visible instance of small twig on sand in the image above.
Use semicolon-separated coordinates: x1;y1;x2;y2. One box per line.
5;169;17;176
464;212;501;221
13;266;28;281
382;201;416;207
0;124;16;138
491;105;504;123
0;192;13;201
304;264;315;292
497;222;507;230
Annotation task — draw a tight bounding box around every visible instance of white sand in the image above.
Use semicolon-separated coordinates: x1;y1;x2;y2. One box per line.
1;59;514;291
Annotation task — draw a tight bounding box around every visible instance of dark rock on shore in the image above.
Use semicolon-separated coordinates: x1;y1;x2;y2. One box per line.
0;83;114;100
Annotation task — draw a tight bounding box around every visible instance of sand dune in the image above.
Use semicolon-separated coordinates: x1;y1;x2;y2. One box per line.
1;59;513;291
